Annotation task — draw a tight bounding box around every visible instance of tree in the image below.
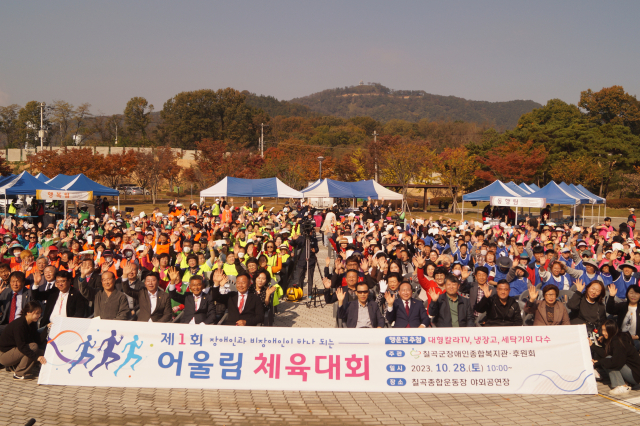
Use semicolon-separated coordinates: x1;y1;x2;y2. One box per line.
160;88;262;149
0;104;21;148
0;153;13;176
132;147;183;204
26;148;103;180
379;137;433;209
72;103;93;143
99;150;138;189
579;86;640;134
475;139;547;183
549;154;603;188
18;101;52;147
124;97;154;142
433;147;478;213
91;113;121;144
50;100;75;145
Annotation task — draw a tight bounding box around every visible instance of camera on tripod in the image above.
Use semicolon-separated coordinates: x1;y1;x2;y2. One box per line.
301;219;315;235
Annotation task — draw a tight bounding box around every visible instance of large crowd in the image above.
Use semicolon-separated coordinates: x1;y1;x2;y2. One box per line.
0;196;639;395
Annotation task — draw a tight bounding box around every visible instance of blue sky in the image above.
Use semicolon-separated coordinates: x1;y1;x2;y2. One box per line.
1;0;638;114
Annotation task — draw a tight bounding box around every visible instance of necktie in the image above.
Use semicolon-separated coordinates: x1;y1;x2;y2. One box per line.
405;301;410;328
195;296;200;311
9;292;17;322
59;293;67;314
238;294;245;314
47;282;54;291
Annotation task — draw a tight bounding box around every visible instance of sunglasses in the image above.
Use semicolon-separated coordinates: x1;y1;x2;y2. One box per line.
356;290;369;294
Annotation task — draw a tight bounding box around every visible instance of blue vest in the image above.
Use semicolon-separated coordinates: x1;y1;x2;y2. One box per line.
543;274;571;291
613;274;637;297
509;277;529;297
455;252;471;267
600;273;613;286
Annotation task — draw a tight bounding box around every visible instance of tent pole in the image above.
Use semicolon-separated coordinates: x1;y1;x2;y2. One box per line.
461;200;464;222
604;203;607;219
515;207;518;227
117;196;120;212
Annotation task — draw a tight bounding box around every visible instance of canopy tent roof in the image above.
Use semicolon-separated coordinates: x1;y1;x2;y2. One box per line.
0;171;62;196
525;181;586;205
462;180;521;201
518;183;535;194
575;184;605;204
528;183;540;191
0;174;16;187
301;179;404;200
505;182;530;196
558;182;595;204
34;173;50;182
47;174;119;197
200;177;304;198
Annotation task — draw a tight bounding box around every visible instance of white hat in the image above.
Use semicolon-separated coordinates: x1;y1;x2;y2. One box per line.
139;212;146;218
572;226;581;232
176;203;182;207
132;217;139;222
134;227;142;232
482;224;491;231
180;216;186;223
612;242;625;252
136;245;146;252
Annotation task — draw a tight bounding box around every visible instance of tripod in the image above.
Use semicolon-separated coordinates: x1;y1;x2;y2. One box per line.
303;232;325;309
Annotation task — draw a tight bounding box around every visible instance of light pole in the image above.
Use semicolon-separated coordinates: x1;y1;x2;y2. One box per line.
260;123;269;158
39;102;46;149
317;156;325;180
372;130;379;182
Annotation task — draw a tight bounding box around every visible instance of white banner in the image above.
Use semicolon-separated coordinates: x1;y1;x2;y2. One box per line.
38;318;596;395
36;190;93;201
490;196;546;208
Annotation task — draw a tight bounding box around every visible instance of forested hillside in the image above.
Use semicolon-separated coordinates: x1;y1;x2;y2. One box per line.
290;83;541;129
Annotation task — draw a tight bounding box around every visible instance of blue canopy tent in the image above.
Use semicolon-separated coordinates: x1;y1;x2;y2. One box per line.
574;184;606;224
34;173;49;182
518;183;535;194
526;181;588;224
0;174;16;187
528;183;540;191
45;174;75;188
200;177;304;199
461;180;522;221
558;182;595;204
505;182;530;196
0;172;65;219
301;178;403;200
47;173;120;211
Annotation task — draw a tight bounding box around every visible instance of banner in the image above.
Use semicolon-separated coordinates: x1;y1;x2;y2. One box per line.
39;318;597;395
490;196;546;208
36;190;93;201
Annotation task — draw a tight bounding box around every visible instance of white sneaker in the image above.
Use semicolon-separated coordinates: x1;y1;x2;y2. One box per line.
609;386;631;395
593;369;601;380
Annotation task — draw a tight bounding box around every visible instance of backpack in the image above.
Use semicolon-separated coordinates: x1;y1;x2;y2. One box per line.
286;286;303;301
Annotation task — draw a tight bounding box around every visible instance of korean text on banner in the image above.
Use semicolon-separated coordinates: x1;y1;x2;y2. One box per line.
35;190;93;201
39;318;596;395
490;196;546;209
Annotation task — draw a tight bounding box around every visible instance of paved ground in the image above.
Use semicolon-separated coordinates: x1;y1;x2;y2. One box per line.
3;243;640;425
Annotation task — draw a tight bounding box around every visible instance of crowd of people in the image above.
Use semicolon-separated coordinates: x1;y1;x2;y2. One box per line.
0;196;639;395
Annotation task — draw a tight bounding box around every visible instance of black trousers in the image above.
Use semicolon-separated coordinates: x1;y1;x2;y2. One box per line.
293;258;317;297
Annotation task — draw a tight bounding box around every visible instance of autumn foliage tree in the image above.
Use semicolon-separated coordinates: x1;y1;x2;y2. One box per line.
579;86;640;135
433;147;478;213
100;150;139;189
475;139;547;183
26;148;105;180
132;146;183;203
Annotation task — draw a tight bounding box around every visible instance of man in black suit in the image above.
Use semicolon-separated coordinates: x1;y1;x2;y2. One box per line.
31;270;88;326
385;282;430;328
428;274;475;327
0;272;35;334
337;282;385;328
211;270;263;326
166;268;216;324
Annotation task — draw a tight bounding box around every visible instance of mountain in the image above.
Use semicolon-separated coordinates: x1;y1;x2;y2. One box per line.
243;91;316;118
289;83;542;129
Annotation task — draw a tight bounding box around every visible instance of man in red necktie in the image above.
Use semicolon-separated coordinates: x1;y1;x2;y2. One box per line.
211;271;264;326
0;271;33;334
385;282;430;328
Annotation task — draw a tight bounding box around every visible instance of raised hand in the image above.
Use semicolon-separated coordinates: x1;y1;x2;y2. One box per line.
151;256;160;269
336;287;346;304
379;279;387;293
101;262;110;273
360;258;368;272
323;277;332;289
575;278;586;293
608;284;617;298
427;288;440;302
213;269;224;285
168;266;180;283
479;282;492;297
384;291;396;306
412;253;425;269
31;270;42;286
527;285;538;301
122;262;134;278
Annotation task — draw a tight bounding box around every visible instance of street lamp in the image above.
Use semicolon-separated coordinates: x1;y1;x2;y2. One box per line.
317;156;325;180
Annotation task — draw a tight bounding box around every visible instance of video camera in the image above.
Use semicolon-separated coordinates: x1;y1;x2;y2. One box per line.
300;218;315;235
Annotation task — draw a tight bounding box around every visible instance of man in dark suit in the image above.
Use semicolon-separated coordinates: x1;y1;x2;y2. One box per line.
118;263;145;317
385;282;430;328
428;274;475;327
0;272;35;334
166;268;216;324
31;270;88;326
122;271;172;322
211;270;263;326
337;283;385;328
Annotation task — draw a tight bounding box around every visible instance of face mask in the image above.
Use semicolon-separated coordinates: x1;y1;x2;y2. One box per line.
498;242;504;247
183;247;191;253
105;256;113;263
480;249;487;256
453;269;462;277
124;251;133;258
237;252;245;258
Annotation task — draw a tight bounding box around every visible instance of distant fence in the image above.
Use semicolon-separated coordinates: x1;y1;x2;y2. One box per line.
3;147;197;162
